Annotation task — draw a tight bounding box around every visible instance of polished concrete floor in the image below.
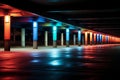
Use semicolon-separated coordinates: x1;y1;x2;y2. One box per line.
0;44;120;80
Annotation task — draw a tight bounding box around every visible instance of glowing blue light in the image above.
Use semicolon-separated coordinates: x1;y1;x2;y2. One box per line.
53;26;57;41
78;30;81;41
37;17;45;22
50;50;60;58
31;53;39;57
97;34;99;43
31;59;40;63
33;21;37;28
100;34;102;43
66;28;69;41
33;21;38;41
66;54;71;58
66;28;69;33
49;60;62;66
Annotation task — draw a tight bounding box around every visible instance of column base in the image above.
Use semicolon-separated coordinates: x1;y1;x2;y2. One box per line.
33;41;38;49
4;40;10;51
78;42;81;46
45;41;48;47
66;41;69;47
53;41;57;48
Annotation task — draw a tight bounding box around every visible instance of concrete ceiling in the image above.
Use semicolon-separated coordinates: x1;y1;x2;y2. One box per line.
0;0;120;37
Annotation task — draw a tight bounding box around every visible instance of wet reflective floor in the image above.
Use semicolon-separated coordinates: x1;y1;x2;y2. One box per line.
0;44;120;80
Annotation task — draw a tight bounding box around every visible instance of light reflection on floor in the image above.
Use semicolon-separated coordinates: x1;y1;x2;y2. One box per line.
0;44;120;80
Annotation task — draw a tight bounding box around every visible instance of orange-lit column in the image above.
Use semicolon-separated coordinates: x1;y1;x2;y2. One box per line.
4;15;11;51
90;32;93;45
85;32;88;45
94;33;96;44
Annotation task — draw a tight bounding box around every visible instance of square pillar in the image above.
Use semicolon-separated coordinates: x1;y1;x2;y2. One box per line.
85;32;88;45
45;31;48;46
33;21;38;49
53;26;57;48
78;30;81;46
21;28;25;47
66;28;70;47
61;33;64;46
4;15;11;51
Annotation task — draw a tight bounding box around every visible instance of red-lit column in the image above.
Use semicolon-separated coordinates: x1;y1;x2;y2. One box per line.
85;32;88;45
90;32;92;45
94;33;96;44
4;15;11;51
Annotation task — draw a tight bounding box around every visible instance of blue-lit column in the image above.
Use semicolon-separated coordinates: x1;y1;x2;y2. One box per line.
78;30;81;46
53;26;57;48
66;28;70;47
45;31;48;46
61;33;64;46
21;28;25;47
33;21;38;49
73;34;76;45
100;34;102;44
97;34;100;44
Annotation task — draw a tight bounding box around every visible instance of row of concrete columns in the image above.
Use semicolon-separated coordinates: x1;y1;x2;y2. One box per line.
19;28;111;49
3;15;119;51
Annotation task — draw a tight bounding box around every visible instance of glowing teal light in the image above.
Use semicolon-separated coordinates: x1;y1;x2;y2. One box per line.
78;30;81;41
50;50;60;58
56;22;62;26
53;26;57;41
49;60;62;66
66;28;69;41
33;21;38;41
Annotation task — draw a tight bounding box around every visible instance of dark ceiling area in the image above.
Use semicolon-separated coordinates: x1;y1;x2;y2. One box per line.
0;0;120;37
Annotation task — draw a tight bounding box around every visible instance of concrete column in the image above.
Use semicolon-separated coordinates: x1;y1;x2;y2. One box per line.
90;32;92;45
61;33;64;46
4;15;11;51
33;21;38;49
85;32;88;45
45;31;48;46
78;30;81;46
66;28;70;47
100;34;102;44
73;34;76;45
53;26;57;48
21;28;25;47
97;34;100;44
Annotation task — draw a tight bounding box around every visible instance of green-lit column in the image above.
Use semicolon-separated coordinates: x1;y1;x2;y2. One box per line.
53;26;57;48
66;28;70;47
21;28;25;47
